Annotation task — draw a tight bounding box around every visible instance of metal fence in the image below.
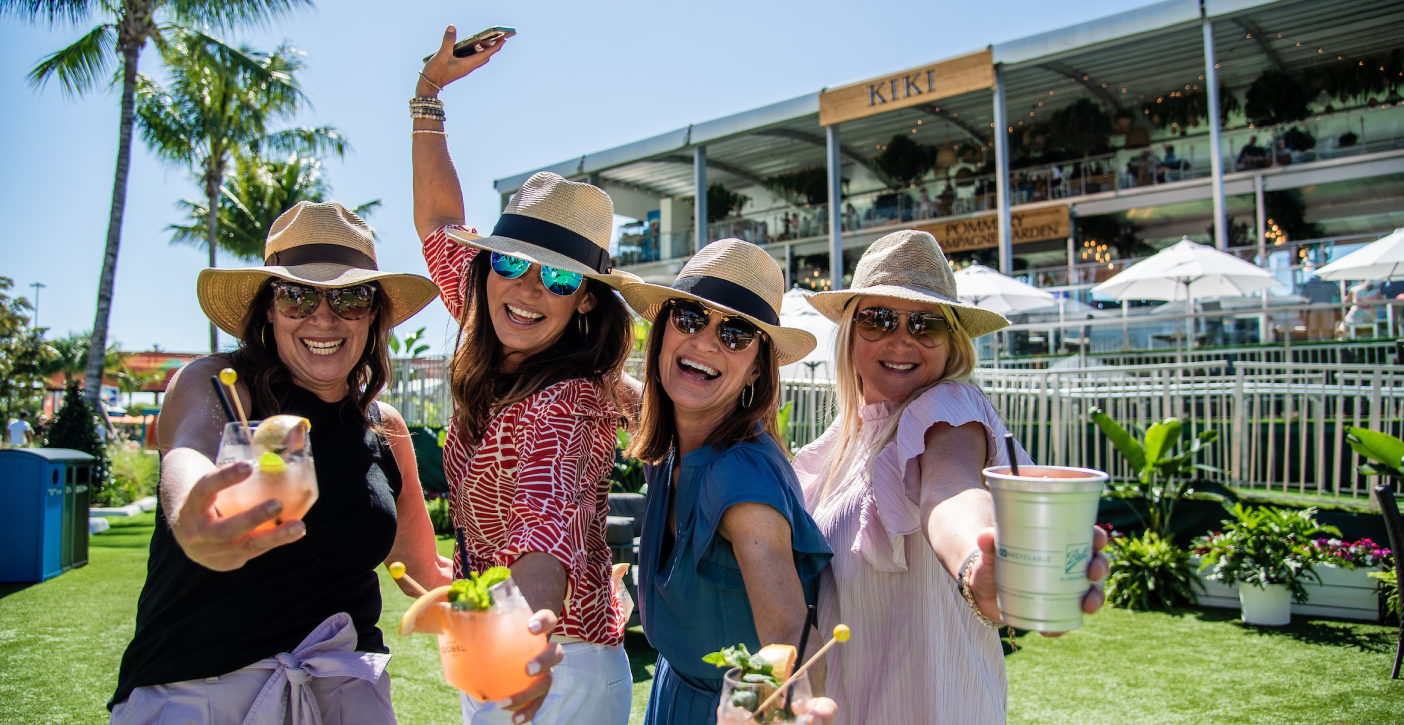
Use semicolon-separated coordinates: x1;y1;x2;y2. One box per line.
383;353;1402;506
977;361;1404;504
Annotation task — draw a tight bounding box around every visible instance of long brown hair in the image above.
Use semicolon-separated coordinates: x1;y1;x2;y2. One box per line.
625;300;783;464
449;253;633;446
228;279;394;432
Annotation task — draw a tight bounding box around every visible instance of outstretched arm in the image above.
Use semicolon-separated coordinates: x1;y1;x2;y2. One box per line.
412;25;509;241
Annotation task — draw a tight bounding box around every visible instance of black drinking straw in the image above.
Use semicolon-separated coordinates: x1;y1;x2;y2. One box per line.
455;526;468;578
1004;433;1020;476
209;376;236;422
784;604;818;709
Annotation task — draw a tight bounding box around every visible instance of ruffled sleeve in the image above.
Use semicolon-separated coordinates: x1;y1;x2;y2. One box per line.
422;224;480;320
859;380;1033;573
691;441;833;591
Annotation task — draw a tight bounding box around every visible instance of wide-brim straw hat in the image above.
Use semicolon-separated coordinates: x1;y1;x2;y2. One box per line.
620;239;817;365
197;201;439;337
804;229;1010;339
445;171;640;289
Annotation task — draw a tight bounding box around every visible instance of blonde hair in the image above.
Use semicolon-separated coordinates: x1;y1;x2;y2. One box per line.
817;298;977;505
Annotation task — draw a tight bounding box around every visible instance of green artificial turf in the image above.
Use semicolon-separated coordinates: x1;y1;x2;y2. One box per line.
2;513;1399;724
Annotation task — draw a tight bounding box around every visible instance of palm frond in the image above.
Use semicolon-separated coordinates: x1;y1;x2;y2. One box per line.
0;0;98;27
169;0;313;32
352;199;381;219
254;126;348;158
134;73;199;163
26;22;116;96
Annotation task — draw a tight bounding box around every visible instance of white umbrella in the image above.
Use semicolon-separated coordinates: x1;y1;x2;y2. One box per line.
778;287;838;381
1091;237;1283;302
1314;228;1404;281
1092;237;1284;353
954;263;1058;314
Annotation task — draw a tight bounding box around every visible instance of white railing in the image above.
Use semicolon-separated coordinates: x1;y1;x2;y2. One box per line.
387;355;1403;505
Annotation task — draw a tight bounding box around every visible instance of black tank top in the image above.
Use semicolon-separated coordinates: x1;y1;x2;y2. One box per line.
110;385;402;709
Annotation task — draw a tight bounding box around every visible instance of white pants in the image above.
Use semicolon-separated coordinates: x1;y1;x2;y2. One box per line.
460;641;630;725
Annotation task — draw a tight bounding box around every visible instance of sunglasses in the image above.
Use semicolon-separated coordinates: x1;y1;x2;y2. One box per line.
668;300;764;352
854;306;951;348
272;282;378;321
490;252;585;296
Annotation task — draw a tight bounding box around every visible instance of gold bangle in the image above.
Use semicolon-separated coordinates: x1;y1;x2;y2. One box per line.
418;71;443;93
412;130;447;136
959;551;1002;629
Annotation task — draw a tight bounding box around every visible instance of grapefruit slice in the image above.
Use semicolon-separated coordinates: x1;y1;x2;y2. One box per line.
756;643;797;682
399;585;452;637
253;414;310;452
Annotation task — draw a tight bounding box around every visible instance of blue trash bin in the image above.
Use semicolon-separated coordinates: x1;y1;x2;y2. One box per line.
0;448;96;583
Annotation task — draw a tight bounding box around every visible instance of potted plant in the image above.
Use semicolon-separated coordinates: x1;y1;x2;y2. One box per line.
1193;505;1339;626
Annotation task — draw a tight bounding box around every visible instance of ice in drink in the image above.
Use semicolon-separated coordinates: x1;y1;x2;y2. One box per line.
213;417;318;532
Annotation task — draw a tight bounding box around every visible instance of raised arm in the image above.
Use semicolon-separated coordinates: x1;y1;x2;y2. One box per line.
413;25;508;241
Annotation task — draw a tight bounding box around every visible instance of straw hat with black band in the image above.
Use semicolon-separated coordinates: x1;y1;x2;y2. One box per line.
444;171;640;289
197;201;439;336
803;229;1010;339
621;239;817;365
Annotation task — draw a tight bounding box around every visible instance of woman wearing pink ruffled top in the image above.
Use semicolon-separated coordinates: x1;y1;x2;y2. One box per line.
792;230;1111;724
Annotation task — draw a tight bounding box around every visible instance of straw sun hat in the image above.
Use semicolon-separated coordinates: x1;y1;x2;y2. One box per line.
804;229;1010;339
444;171;640;289
197;201;439;336
621;239;817;365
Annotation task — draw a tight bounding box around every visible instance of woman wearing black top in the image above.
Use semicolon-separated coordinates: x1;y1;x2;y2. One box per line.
110;202;563;725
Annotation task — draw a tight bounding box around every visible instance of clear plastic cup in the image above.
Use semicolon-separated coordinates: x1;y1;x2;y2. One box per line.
983;465;1109;632
717;666;814;724
436;577;549;702
213;420;318;533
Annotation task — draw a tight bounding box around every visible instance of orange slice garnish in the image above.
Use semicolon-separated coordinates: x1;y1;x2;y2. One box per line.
399;585;452;637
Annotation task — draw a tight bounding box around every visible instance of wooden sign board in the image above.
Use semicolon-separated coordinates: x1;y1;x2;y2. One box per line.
913;205;1070;254
819;48;994;126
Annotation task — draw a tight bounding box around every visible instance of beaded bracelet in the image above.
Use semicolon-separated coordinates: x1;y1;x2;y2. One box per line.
410;109;445;121
959;550;1002;629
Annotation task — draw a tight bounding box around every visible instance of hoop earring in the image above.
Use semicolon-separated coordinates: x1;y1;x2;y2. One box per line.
741;383;755;408
577;312;589;337
262;326;271;348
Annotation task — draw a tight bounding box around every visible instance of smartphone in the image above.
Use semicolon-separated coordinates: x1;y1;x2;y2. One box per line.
423;26;516;63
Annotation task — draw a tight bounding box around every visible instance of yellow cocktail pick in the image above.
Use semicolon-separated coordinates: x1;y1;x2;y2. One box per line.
218;367;251;438
755;624;851;713
386;561;428;598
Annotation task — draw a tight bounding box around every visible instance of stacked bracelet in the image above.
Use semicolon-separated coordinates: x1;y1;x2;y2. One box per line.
959;550;1002;629
410;97;445;122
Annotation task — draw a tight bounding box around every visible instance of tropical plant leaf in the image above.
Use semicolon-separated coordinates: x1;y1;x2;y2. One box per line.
1345;427;1404;471
1358;463;1404;479
1144;418;1182;466
1089;407;1146;471
26;22;116;96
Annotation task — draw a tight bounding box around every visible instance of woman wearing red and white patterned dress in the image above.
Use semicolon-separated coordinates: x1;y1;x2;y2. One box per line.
411;28;639;725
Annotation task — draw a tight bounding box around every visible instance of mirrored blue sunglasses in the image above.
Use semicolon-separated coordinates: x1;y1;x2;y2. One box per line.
489;252;585;296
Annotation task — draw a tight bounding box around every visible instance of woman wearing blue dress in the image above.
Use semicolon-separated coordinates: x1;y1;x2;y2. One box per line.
620;240;835;725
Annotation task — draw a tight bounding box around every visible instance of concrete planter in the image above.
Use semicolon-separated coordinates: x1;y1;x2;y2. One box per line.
1191;557;1381;622
1239;583;1292;625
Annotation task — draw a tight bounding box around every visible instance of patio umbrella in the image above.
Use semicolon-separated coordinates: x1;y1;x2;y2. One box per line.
953;263;1058;314
1314;228;1404;281
779;287;839;381
1091;237;1283;302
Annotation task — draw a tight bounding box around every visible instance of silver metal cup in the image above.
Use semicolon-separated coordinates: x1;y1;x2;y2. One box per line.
983;465;1109;632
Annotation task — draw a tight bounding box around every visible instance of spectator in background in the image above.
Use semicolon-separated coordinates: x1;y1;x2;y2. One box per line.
1238;136;1267;169
8;411;33;447
33;414;49;445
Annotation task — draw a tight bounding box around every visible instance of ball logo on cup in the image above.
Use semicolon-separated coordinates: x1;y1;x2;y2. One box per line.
1064;543;1092;574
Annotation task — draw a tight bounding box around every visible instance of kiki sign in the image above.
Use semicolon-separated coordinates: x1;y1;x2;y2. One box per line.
819;49;993;126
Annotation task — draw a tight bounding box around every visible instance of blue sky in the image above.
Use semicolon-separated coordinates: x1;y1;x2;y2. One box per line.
1;0;1154;355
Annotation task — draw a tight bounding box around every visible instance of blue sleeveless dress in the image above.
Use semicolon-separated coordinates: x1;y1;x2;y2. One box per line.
638;432;832;725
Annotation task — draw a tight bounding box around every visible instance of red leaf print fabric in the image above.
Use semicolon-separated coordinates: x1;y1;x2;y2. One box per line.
424;225;627;646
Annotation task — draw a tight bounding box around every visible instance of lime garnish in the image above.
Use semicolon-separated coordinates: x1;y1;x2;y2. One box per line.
257;450;288;472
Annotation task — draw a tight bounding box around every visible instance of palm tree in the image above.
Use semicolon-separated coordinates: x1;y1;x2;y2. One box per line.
136;32;346;351
169;153;378;261
3;0;312;405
